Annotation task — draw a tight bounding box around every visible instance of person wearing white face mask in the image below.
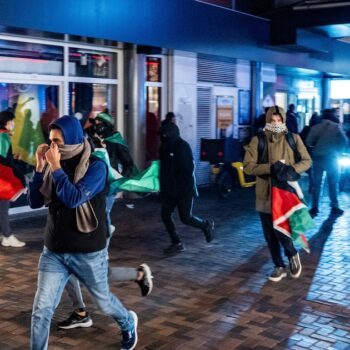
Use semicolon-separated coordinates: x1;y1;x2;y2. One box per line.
0;110;26;247
244;106;311;282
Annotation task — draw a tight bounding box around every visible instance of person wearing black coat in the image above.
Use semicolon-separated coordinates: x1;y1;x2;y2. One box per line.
159;121;214;255
286;104;299;134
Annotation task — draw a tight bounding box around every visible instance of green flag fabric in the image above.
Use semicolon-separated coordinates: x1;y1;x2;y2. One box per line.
104;132;128;147
92;148;160;195
0;131;11;158
110;160;160;194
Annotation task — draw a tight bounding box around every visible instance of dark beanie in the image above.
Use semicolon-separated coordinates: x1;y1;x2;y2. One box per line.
49;115;84;145
0;110;15;127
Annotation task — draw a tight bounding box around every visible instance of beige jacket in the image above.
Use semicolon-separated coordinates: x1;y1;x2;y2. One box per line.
243;106;311;213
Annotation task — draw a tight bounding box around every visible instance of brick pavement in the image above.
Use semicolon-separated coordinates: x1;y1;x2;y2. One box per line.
0;181;350;350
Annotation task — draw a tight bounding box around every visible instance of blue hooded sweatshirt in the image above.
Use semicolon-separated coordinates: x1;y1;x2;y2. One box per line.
50;115;84;145
28;115;106;209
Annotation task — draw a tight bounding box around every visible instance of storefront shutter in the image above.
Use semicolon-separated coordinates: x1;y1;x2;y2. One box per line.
195;86;212;186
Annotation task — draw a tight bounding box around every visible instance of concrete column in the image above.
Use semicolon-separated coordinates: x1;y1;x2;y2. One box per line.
127;46;146;169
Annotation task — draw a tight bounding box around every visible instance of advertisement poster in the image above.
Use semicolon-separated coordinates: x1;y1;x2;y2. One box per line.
216;96;233;138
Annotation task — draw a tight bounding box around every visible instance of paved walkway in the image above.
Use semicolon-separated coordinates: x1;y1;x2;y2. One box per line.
1;181;350;350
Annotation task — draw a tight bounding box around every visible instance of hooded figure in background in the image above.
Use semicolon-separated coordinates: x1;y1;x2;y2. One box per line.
159;122;214;255
87;112;134;178
87;111;135;234
244;106;311;283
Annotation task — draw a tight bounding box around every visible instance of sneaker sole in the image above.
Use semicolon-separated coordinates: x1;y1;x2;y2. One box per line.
122;311;138;350
1;242;26;247
139;263;153;296
290;254;302;279
58;319;93;329
268;272;287;282
290;266;302;279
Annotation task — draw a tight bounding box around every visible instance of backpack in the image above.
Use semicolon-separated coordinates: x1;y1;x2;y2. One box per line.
257;131;301;164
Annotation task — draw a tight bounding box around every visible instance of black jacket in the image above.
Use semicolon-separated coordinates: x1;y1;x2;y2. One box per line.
105;140;134;177
159;123;196;199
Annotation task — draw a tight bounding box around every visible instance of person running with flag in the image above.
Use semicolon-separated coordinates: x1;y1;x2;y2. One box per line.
244;106;312;282
0;110;26;247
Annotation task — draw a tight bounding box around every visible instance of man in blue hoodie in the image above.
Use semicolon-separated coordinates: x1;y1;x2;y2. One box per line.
28;115;138;350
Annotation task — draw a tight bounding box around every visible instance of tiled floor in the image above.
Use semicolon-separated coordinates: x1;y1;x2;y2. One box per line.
1;181;350;349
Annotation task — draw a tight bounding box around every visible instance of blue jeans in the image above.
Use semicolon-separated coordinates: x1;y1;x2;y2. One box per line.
31;247;134;350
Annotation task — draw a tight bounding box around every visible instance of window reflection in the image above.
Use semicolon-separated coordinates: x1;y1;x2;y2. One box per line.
68;82;116;128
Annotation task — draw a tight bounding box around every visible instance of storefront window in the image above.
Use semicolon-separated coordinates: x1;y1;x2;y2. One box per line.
68;82;117;127
0;39;63;75
69;48;117;78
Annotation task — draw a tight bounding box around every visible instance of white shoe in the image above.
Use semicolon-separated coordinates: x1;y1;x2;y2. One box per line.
1;235;26;248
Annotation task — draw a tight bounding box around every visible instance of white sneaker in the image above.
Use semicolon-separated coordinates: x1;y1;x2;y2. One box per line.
1;235;26;248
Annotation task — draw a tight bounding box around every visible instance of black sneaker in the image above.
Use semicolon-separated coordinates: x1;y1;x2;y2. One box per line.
268;267;287;282
309;207;319;218
136;263;153;297
121;311;138;350
203;219;215;243
289;253;302;279
331;207;344;216
163;242;185;255
57;310;93;329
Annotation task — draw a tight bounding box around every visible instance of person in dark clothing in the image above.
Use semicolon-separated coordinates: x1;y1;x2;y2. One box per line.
88;112;134;177
28;115;138;350
164;111;176;124
286;104;299;134
159;122;214;255
87;112;135;233
300;112;321;192
306;109;348;217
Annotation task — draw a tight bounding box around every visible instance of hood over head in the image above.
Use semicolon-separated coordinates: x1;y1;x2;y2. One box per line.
50;115;84;145
266;105;286;124
159;121;180;142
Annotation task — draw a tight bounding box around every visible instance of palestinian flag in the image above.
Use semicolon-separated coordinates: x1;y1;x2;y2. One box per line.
272;178;313;253
92;148;160;195
0;130;26;201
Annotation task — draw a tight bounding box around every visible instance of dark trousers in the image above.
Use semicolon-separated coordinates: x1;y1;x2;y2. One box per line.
259;212;297;268
0;200;10;237
161;196;206;244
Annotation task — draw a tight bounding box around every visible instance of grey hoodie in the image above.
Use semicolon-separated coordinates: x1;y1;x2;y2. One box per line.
305;119;347;158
